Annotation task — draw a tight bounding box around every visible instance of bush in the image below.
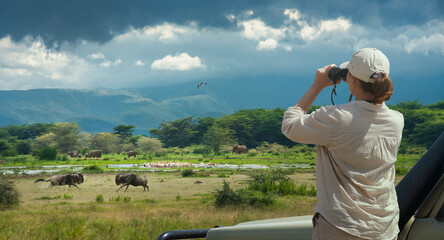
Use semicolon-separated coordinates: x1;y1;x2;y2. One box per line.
1;148;18;157
182;169;195;177
247;169;297;195
57;155;69;161
82;165;104;173
96;194;104;203
213;181;275;207
15;140;32;155
0;178;20;209
109;195;131;203
37;146;58;160
63;193;73;199
192;145;213;154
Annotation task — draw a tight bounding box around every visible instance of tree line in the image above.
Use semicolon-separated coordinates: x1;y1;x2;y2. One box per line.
0;100;442;157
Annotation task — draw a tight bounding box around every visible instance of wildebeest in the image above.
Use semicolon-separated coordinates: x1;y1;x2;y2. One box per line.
115;173;149;192
85;150;102;158
34;173;84;189
127;151;138;158
232;144;248;154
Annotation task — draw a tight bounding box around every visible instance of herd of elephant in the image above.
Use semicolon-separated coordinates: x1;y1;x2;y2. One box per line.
34;172;149;192
66;150;139;159
67;145;248;159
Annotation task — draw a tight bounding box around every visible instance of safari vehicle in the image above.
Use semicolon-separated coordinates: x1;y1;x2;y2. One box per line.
157;132;444;240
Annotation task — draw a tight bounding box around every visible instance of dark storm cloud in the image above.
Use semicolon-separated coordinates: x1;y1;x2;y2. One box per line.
0;0;272;44
1;0;443;44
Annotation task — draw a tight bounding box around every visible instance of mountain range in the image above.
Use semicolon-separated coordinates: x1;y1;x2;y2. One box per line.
1;73;439;134
0;75;308;134
0;87;235;135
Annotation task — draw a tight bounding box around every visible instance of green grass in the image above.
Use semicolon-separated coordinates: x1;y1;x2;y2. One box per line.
0;171;318;240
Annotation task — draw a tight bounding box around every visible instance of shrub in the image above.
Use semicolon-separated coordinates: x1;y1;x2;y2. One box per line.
37;146;58;160
396;167;410;175
0;178;20;209
57;155;69;161
247;169;296;195
82;165;104;173
217;173;228;178
1;148;18;157
35;195;61;200
96;194;104;203
192;145;213;154
213;181;275;207
15;140;32;155
294;183;317;197
63;193;73;199
182;169;195;177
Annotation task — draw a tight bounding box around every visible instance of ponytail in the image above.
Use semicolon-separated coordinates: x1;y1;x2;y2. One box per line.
359;72;393;104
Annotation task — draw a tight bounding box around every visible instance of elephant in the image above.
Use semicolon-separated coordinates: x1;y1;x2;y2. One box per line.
115;173;149;192
86;150;102;158
232;144;248;154
67;151;81;158
34;173;84;189
127;151;138;158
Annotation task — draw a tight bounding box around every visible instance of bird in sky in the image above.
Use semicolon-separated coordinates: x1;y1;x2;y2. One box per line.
197;81;207;89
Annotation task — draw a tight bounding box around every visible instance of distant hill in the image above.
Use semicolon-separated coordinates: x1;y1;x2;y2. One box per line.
0;88;234;134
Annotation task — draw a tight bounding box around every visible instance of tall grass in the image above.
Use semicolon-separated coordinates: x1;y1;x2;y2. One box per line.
1;171;317;239
0;177;20;209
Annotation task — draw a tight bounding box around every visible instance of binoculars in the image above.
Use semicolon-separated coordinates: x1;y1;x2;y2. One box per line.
328;67;348;83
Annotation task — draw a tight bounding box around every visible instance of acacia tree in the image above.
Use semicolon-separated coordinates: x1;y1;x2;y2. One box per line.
202;124;236;152
32;133;56;150
51;122;81;153
149;117;198;147
137;137;163;153
113;124;136;139
89;132;121;154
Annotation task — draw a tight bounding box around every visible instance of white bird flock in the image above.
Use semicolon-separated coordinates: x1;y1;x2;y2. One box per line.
143;161;222;168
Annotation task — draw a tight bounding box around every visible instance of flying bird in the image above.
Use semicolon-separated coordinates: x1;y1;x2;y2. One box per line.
197;81;207;89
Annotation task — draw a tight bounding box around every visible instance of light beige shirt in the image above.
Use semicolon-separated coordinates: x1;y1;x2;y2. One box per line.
282;101;404;240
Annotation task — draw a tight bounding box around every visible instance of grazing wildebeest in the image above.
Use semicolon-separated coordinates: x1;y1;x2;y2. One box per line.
34;173;84;189
232;144;248;154
115;173;149;192
86;150;102;158
127;151;138;158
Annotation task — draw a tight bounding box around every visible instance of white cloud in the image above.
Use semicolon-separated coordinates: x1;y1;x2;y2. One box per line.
151;53;205;71
405;33;444;55
116;23;196;43
0;9;442;91
257;39;278;50
135;60;145;66
100;59;122;67
87;52;105;60
234;9;352;51
0;35;90;89
238;19;285;41
0;67;31;77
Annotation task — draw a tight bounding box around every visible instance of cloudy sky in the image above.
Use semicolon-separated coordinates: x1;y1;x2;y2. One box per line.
0;0;443;105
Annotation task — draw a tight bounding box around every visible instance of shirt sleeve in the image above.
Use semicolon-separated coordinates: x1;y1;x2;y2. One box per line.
281;106;333;146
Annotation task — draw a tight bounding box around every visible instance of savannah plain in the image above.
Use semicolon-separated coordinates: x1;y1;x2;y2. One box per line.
0;150;414;240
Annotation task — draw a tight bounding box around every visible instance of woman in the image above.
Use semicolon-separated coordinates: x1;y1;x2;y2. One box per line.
282;48;404;239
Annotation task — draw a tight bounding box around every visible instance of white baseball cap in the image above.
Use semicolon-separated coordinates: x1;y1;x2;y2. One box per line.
340;48;390;83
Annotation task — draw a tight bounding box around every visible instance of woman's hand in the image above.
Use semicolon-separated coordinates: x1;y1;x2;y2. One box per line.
294;64;339;112
313;64;338;90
